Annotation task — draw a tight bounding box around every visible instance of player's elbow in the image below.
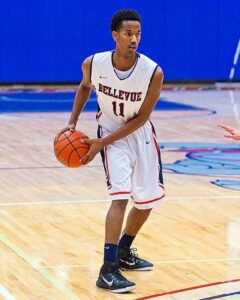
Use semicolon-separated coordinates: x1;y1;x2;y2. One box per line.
136;112;151;126
78;81;92;92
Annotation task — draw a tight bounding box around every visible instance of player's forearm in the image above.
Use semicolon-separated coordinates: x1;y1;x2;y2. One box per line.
68;84;92;125
101;114;149;147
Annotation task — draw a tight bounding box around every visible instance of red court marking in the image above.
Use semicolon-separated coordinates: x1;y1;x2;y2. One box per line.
136;279;240;299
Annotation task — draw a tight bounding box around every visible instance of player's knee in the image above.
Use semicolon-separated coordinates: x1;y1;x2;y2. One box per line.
135;207;152;215
111;199;128;211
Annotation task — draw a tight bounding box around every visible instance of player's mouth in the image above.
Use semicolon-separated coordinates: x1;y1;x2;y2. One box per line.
129;45;137;50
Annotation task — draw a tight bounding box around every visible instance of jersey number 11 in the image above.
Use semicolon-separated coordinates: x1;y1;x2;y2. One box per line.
112;101;125;117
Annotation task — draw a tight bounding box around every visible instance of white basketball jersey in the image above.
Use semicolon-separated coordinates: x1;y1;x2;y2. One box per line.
91;51;158;131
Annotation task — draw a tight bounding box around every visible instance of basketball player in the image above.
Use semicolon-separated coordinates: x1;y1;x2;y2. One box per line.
218;124;240;140
57;9;165;293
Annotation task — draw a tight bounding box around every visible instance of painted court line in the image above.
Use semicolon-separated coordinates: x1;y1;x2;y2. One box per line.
136;279;240;299
0;285;16;300
200;291;240;299
229;38;240;79
0;234;81;300
0;195;240;207
42;257;240;269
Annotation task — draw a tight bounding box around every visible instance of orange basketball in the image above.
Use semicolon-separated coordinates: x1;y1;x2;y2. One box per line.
54;130;90;168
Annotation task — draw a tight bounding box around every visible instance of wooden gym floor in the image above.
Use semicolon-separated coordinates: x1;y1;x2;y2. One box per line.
0;85;240;300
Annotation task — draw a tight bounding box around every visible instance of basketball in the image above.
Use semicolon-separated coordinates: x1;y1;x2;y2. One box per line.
54;130;90;168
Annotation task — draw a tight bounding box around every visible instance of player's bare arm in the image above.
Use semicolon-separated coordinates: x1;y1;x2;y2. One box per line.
55;56;93;141
218;124;240;140
81;67;164;164
68;56;93;127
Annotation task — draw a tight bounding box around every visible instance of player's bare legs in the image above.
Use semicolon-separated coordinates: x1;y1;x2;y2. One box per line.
96;200;135;293
118;207;154;271
124;207;152;236
105;200;128;244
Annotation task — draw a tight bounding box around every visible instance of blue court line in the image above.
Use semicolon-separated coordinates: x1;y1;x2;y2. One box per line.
200;291;240;299
0;91;203;112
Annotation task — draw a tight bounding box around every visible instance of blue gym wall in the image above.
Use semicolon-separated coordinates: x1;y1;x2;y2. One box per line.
0;0;239;82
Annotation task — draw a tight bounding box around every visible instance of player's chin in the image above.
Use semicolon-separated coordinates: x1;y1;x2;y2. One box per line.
128;47;137;54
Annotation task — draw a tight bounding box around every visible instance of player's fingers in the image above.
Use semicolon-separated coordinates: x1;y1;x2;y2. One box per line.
80;153;89;164
218;124;229;129
224;134;233;138
219;125;234;132
81;138;96;144
232;136;240;140
62;126;74;133
54;132;62;142
54;127;70;142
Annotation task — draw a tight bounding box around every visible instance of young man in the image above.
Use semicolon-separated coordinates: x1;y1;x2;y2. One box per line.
57;9;165;293
218;124;240;141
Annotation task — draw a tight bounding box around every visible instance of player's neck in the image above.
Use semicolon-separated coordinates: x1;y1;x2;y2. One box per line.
112;50;137;71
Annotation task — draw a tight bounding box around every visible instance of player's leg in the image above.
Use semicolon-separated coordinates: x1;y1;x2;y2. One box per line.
96;199;136;293
122;206;152;237
118;122;165;271
96;127;135;292
105;200;128;253
118;207;154;271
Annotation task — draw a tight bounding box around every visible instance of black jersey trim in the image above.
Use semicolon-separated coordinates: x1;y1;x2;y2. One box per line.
111;51;140;81
147;64;159;90
89;54;95;84
97;125;111;189
149;120;164;185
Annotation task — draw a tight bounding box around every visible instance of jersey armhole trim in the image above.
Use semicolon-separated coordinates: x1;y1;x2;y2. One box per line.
90;54;95;84
147;64;158;90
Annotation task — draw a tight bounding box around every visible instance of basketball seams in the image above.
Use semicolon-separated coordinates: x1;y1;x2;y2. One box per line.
63;132;84;166
56;142;74;158
74;146;90;150
54;130;90;168
55;135;86;157
68;148;81;167
54;130;75;144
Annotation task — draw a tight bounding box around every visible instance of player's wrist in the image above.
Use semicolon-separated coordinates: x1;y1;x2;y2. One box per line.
100;137;110;148
68;121;77;128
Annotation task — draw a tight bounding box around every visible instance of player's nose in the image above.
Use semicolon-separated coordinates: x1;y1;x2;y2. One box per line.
131;34;137;43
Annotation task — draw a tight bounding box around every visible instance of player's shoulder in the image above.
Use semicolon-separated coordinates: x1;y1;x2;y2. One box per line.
138;53;157;65
82;51;110;72
92;50;112;63
138;52;163;75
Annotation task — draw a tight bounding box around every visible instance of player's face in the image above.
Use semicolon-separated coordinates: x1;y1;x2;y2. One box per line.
113;21;141;56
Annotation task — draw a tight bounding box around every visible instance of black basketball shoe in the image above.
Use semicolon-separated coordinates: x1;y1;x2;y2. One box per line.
118;247;153;271
96;260;135;293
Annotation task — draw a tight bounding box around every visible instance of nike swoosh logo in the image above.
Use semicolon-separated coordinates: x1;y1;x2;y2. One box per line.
101;275;113;286
99;76;107;79
120;259;135;266
146;141;150;144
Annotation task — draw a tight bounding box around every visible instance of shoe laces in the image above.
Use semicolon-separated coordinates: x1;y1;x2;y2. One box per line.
113;264;127;280
128;247;139;261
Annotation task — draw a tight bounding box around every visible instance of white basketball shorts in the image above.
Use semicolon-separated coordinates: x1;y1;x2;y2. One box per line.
97;121;165;209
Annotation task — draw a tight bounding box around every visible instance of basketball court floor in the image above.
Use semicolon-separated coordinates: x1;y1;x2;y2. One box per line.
0;84;240;299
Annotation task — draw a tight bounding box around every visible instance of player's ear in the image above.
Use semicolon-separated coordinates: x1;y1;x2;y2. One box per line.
112;31;118;42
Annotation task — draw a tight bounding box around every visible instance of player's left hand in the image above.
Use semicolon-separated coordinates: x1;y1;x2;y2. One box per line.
80;138;104;165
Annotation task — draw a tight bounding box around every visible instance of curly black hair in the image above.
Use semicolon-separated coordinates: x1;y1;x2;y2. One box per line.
110;9;141;32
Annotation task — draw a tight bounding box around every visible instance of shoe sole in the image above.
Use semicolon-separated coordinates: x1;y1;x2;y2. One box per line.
110;285;135;293
121;266;154;271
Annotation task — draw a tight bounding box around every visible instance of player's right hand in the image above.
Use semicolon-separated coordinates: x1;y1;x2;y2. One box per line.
218;124;240;141
54;124;76;143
